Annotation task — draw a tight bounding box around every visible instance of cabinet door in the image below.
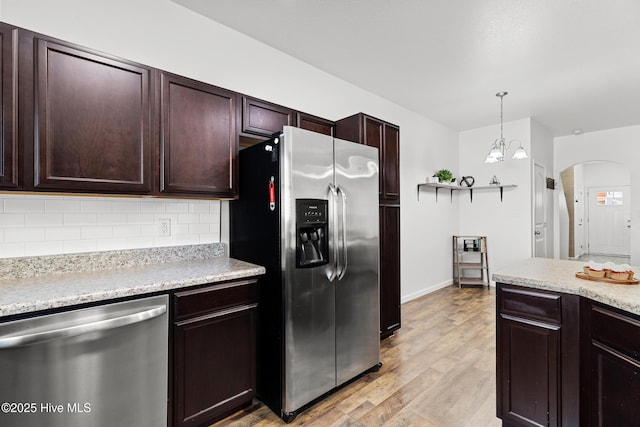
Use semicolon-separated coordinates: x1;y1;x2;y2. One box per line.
497;285;580;426
0;24;17;189
380;205;400;338
589;304;640;426
363;116;383;198
335;113;400;202
382;124;400;201
30;35;152;193
160;72;238;198
173;304;256;427
333;113;361;144
498;315;560;427
241;96;294;137
296;112;334;136
590;342;640;426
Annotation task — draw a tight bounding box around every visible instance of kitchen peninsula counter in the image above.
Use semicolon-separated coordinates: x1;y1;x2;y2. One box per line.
0;244;265;317
493;257;640;316
495;257;640;426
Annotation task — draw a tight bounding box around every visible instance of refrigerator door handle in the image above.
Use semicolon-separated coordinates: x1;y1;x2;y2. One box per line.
337;185;348;280
327;183;339;281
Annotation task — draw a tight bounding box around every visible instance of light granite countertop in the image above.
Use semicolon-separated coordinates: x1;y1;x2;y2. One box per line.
493;257;640;316
0;245;265;318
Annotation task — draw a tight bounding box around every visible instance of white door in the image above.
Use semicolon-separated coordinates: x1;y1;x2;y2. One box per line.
533;163;547;257
574;187;585;257
587;186;631;255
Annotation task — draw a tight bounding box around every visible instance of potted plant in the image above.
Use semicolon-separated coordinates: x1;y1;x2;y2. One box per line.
434;169;454;185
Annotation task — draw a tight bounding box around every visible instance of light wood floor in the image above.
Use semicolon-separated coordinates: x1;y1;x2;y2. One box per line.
211;285;501;426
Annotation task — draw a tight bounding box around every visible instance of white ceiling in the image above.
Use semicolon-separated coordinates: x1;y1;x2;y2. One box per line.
172;0;640;137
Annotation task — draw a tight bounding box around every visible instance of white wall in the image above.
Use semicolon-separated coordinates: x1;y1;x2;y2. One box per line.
555;125;640;265
458;118;533;279
0;0;459;300
405;120;459;301
583;162;631;188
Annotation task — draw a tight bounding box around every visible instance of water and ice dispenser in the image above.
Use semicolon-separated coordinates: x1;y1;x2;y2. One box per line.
295;199;329;268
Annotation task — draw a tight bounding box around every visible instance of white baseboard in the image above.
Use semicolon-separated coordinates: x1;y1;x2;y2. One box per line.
400;279;452;304
400;279;496;304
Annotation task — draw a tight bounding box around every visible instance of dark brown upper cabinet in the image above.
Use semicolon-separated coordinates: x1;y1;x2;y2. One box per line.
5;22;338;198
296;112;334;136
159;72;238;198
335;113;400;203
241;96;294;138
382;123;400;201
0;23;17;189
23;32;153;194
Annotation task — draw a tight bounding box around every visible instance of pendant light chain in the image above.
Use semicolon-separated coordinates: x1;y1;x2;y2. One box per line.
499;93;504;142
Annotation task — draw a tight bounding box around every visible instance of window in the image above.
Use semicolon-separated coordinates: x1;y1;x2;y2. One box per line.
595;191;623;206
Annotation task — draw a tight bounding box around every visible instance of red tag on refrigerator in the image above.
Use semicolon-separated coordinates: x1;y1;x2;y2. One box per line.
268;177;275;211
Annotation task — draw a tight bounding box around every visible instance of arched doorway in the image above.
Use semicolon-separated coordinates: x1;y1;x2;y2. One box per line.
559;161;631;262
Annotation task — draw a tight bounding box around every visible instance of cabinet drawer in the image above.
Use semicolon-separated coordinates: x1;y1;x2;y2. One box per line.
591;304;640;360
498;285;562;324
174;279;258;320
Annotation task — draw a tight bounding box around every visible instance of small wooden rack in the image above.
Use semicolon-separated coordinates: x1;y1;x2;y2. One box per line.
453;236;489;288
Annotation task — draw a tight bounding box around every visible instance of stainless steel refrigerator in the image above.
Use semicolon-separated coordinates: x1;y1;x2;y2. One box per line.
230;126;380;421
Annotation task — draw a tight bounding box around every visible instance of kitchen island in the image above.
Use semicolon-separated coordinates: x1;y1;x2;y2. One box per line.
494;257;640;427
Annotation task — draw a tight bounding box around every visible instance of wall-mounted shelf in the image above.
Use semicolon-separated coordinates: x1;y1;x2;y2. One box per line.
416;182;517;202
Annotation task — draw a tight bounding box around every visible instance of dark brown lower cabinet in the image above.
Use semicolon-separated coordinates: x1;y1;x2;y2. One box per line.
499;316;559;426
497;283;640;427
379;205;400;339
588;303;640;426
590;343;640;426
172;279;258;427
496;283;580;427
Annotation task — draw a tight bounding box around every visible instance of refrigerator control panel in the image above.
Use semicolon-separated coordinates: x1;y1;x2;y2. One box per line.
295;199;329;268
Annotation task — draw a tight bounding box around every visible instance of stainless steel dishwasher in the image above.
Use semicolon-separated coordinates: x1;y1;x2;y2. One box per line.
0;294;168;427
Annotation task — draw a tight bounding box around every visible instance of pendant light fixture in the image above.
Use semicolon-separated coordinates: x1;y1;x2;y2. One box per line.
484;92;528;163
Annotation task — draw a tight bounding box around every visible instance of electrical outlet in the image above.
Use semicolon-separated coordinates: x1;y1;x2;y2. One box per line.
159;218;171;237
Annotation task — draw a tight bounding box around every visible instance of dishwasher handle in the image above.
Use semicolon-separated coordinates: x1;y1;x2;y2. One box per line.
0;304;167;349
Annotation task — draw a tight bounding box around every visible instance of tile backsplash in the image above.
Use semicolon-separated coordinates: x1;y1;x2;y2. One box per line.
0;194;222;258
